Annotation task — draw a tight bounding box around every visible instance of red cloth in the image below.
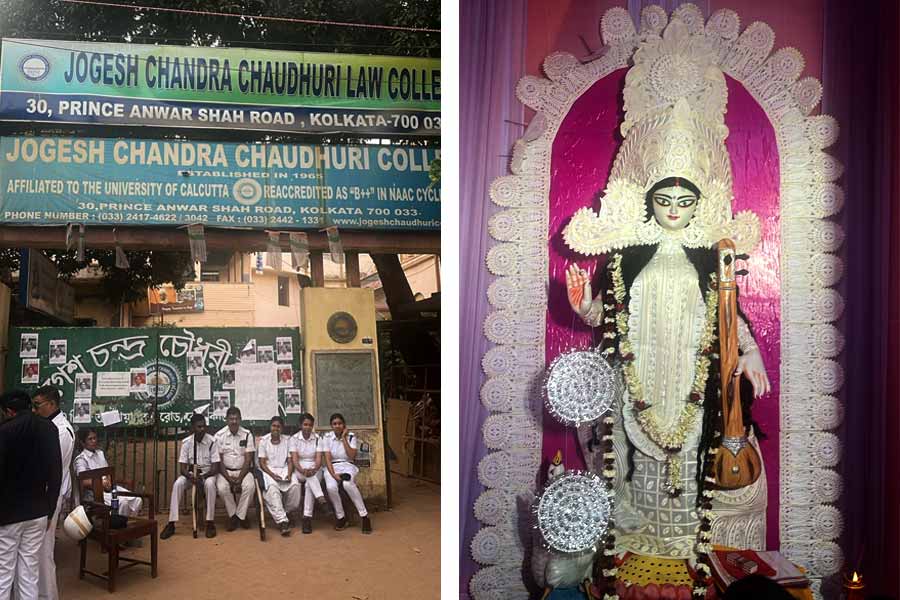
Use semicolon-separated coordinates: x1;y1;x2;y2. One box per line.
714;550;776;580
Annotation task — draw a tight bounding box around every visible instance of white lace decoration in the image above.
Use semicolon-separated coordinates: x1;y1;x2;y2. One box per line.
477;4;845;598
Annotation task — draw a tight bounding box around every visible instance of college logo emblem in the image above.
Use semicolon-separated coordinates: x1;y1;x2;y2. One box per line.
232;177;262;206
137;360;181;409
19;55;50;81
327;311;358;344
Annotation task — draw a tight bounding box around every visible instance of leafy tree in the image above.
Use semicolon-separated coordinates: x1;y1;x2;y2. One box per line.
0;0;439;56
0;247;194;304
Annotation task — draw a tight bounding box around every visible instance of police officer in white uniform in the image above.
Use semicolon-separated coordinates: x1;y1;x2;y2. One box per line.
289;412;326;534
258;416;300;537
32;386;74;600
214;406;256;531
322;412;371;534
0;390;61;600
73;428;143;516
160;414;221;539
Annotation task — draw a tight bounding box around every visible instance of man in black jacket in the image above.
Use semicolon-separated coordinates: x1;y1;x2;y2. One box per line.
0;389;62;600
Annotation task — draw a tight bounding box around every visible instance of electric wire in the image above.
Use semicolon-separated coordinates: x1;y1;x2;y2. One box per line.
59;0;441;33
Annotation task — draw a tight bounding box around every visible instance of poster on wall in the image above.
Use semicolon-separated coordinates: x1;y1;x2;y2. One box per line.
212;391;230;419
257;345;274;364
74;372;92;397
276;337;293;362
234;362;277;421
0;39;440;136
129;368;147;393
186;351;204;375
73;399;91;424
283;388;301;414
21;359;39;383
277;366;293;388
239;340;257;363
20;333;37;358
96;372;130;396
222;365;235;389
49;339;67;364
4;326;301;426
193;375;211;401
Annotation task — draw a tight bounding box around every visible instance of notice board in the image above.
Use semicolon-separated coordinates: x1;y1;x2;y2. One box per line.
312;350;377;428
5;326;302;427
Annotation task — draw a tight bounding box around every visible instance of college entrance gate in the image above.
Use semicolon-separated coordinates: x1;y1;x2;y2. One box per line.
5;315;388;511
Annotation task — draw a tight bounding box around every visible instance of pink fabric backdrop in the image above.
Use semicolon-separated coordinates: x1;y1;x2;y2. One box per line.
542;69;782;549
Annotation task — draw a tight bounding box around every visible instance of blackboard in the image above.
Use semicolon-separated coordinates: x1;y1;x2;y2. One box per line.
313;351;376;428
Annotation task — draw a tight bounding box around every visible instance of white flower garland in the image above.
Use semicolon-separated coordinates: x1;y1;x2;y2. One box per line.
609;253;718;496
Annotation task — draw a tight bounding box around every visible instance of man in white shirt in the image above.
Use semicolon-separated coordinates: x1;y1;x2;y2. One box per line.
258;416;300;537
289;412;326;534
160;414;221;539
32;386;74;600
73;428;142;516
214;407;256;531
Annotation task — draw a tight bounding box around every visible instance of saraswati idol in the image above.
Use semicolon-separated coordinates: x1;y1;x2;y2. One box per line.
561;16;770;590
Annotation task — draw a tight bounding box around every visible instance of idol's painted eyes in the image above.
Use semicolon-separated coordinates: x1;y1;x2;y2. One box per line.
653;194;697;208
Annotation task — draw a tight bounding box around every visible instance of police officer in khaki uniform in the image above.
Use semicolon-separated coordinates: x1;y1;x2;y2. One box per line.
214;407;256;531
160;414;221;539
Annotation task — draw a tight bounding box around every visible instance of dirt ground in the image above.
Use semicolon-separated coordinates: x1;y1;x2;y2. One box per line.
56;475;440;600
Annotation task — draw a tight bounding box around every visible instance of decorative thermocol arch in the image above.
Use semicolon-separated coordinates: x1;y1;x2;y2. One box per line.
471;4;844;599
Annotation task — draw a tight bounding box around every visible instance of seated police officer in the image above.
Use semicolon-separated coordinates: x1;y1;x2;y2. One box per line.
161;414;220;539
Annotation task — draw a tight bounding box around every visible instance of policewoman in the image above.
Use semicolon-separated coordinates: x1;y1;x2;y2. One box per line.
322;413;371;534
289;412;326;534
73;428;143;516
258;416;300;536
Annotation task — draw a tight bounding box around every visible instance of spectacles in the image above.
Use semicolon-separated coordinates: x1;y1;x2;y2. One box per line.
32;400;48;410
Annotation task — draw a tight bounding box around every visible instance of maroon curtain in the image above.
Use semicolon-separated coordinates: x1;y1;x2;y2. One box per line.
824;0;899;595
881;1;900;595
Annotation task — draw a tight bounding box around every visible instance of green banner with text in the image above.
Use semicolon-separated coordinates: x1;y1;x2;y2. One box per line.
0;39;440;135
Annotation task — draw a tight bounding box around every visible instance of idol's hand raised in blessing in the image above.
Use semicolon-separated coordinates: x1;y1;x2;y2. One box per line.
565;264;592;316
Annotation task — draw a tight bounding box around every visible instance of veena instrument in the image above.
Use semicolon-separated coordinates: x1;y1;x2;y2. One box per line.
713;239;761;489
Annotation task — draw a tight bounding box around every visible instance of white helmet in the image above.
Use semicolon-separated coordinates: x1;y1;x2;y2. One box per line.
63;505;93;541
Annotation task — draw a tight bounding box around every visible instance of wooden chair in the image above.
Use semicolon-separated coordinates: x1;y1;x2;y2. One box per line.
76;466;158;592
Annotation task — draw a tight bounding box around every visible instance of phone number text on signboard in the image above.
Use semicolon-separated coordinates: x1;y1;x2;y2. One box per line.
0;137;440;231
